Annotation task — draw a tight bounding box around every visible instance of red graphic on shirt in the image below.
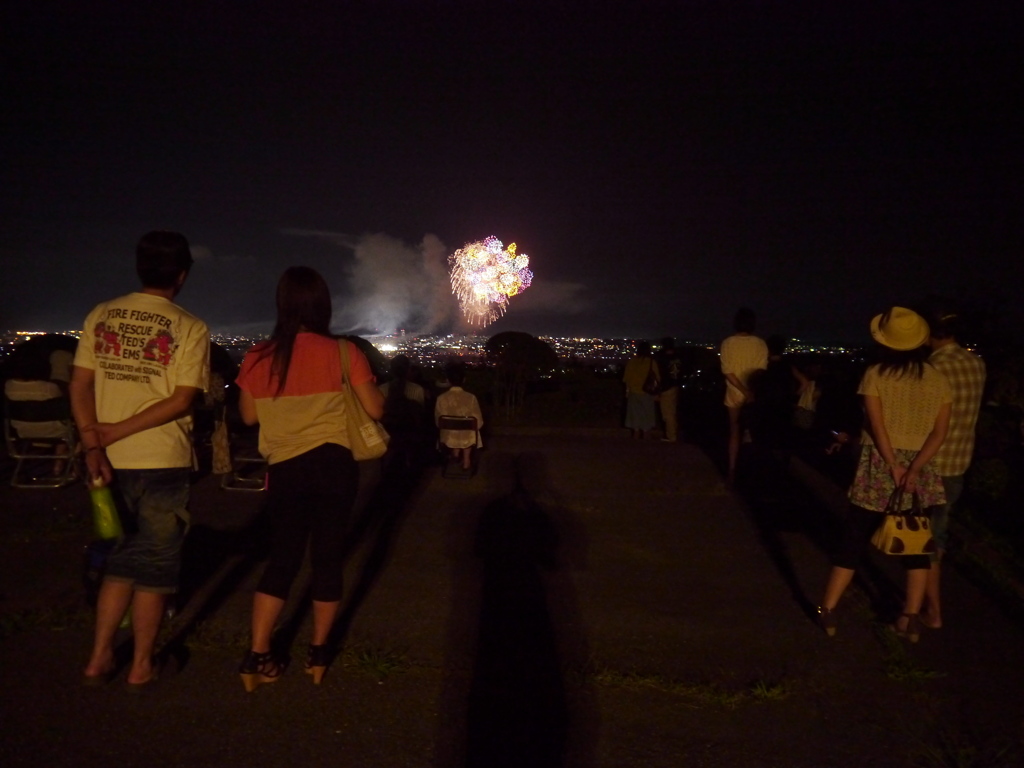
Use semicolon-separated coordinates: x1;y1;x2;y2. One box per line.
94;322;122;356
142;330;175;365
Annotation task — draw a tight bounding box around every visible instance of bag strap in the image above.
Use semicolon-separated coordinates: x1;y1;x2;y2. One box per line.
883;487;903;516
909;489;923;516
338;339;352;386
883;485;924;516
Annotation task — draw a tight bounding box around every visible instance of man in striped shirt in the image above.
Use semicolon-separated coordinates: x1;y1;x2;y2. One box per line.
921;300;986;630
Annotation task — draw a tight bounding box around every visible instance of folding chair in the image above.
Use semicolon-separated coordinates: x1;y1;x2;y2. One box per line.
4;393;78;488
437;415;480;478
220;424;267;491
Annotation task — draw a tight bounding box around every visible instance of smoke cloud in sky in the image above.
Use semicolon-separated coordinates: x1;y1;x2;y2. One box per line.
512;279;588;314
279;229;590;336
283;229;457;334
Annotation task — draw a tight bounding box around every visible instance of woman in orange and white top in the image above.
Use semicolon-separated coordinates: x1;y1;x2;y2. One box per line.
234;266;383;690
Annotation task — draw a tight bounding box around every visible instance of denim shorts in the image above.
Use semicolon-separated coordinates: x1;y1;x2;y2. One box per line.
104;468;190;594
930;475;964;559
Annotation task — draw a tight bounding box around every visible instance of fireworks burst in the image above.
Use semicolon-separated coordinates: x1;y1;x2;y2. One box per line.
449;236;533;326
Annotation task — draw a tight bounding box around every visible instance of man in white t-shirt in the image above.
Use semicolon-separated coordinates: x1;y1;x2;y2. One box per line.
720;307;768;484
71;231;209;688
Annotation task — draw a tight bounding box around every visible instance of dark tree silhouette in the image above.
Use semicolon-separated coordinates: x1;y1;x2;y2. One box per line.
485;332;559;418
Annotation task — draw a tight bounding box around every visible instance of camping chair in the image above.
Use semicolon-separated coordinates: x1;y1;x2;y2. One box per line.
4;393;78;488
436;415;480;479
220;423;267;491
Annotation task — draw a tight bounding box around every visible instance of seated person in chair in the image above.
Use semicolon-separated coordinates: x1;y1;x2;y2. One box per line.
49;348;76;394
435;362;483;471
5;354;76;478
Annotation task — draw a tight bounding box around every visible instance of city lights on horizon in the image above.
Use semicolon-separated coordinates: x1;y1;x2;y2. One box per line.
2;329;859;369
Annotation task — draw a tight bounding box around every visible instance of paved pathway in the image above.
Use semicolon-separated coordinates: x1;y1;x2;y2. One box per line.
1;433;1022;767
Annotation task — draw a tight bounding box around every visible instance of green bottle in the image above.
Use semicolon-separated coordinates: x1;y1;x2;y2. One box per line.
90;479;123;540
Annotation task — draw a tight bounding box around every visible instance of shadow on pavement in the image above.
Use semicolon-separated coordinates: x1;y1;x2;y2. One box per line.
682;389;909;625
436;450;598;768
265;446;437;661
157;507;272;672
161;440;439;670
329;449;432;648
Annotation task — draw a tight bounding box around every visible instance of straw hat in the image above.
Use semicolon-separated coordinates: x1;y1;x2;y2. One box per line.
870;307;930;351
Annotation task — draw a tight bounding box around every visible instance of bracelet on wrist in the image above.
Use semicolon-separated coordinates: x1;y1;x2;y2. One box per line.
86;446;105;453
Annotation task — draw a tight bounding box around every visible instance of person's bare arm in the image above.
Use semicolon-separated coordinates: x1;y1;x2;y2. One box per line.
904;402;952;492
792;365;810;394
725;372;751;400
70;365;100;444
863;394;906;488
70;365;113;484
353;379;384;421
89;386;200;448
239;389;259;425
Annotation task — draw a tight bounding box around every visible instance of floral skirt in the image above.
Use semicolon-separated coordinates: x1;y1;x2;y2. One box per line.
847;444;946;512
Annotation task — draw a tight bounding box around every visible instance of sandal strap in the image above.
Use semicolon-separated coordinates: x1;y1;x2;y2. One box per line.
240;650;284;678
306;644;330;669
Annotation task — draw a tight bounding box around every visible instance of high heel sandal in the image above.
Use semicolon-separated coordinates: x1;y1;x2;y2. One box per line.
239;650;284;692
305;644;330;685
817;606;837;637
82;667;115;687
125;661;161;694
892;613;922;643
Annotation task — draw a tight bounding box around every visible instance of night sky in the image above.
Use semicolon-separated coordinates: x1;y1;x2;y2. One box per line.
4;2;1021;343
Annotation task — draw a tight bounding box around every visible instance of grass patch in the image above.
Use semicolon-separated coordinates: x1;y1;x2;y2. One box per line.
749;678;792;702
874;626;946;683
901;703;1021;768
0;601;91;639
342;643;410;681
583;662;791;709
911;731;1018;768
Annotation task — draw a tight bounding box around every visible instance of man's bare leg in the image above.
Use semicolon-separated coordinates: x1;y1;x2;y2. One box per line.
84;579;133;679
127;590;166;684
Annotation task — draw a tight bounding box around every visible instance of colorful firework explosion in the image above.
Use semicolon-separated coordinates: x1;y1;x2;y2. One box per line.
449;236;533;326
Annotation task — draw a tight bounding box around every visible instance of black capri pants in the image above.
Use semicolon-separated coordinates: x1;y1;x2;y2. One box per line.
832;502;931;571
257;442;359;603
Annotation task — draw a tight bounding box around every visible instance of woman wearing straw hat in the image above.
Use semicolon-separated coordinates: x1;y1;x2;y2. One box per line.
817;307;952;642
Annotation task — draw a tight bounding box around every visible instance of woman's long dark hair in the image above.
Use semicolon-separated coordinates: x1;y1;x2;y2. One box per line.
260;266;333;395
872;342;929;380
